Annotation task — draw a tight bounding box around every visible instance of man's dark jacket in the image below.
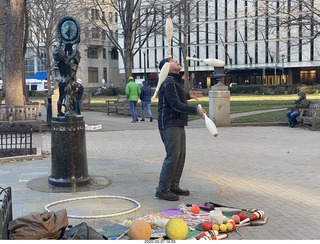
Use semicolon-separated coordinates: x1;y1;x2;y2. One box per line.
158;73;197;130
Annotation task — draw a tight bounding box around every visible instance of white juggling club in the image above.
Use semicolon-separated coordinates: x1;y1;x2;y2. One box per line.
166;18;173;58
152;61;170;99
198;104;218;137
186;56;225;68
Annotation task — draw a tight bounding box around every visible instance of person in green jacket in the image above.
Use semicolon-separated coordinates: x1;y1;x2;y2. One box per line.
125;76;141;123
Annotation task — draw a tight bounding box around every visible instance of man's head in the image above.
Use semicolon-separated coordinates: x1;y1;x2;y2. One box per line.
128;76;134;81
159;57;181;74
298;91;306;99
159;58;171;70
77;79;82;84
142;80;147;86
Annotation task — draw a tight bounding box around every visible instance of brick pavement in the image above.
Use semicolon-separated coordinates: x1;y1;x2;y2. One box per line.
1;109;319;240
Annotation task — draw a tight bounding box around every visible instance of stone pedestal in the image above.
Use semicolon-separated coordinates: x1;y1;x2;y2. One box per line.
209;82;230;127
48;115;91;187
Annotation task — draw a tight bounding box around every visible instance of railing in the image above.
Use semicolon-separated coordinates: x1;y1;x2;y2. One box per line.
0;123;33;157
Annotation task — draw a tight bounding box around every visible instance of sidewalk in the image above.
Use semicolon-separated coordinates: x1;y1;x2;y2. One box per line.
1;108;320;240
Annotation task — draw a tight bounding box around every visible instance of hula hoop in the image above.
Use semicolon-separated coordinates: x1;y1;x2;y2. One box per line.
44;195;141;219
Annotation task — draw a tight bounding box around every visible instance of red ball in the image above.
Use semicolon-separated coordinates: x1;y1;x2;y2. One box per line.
238;211;248;221
191;205;200;214
202;221;212;231
231;214;240;223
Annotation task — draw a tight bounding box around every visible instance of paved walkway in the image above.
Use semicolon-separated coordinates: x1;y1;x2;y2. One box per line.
1;108;319;240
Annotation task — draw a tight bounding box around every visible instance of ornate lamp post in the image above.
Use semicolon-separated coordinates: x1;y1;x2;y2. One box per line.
142;49;147;80
193;54;196;86
281;54;285;84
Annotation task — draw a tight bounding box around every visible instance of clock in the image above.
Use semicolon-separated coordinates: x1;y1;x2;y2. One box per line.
57;16;80;44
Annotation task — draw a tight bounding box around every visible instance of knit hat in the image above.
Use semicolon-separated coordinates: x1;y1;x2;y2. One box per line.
158;58;171;70
77;79;82;84
128;76;134;81
298;91;306;98
142;80;147;86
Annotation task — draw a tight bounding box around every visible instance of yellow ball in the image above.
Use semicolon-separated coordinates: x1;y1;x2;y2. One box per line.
226;222;234;231
165;218;189;240
219;224;228;232
212;224;220;231
223;217;229;224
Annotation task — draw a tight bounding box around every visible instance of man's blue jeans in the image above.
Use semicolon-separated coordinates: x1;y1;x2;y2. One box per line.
286;110;300;126
140;101;152;119
129;101;138;120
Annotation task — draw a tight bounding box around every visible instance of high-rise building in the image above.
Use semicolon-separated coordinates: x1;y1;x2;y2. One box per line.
128;0;320;88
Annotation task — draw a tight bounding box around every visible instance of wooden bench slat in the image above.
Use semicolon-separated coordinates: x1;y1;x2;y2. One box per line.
106;95;130;116
298;102;320;130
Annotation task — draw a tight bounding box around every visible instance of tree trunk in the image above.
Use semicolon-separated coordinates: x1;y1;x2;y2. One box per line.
5;0;26;108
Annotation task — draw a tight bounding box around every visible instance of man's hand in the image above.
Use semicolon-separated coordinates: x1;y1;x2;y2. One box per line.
189;88;203;100
197;106;206;119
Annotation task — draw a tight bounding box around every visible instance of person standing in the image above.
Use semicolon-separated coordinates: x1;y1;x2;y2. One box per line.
75;79;84;115
125;76;141;123
155;57;206;201
286;91;310;127
140;80;153;122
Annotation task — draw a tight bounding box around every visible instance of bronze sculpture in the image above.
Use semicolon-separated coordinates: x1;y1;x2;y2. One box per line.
53;16;81;116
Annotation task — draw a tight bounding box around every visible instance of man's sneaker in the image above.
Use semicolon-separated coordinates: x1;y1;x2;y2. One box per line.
140;119;145;121
170;186;190;196
150;117;153;122
155;190;179;201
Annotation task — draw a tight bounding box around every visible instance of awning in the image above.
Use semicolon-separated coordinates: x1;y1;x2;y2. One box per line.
26;71;47;80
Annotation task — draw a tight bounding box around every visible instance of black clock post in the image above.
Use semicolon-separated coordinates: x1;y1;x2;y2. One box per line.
48;16;91;187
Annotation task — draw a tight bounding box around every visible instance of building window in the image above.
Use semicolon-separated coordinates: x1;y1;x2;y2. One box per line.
101;30;106;40
103;48;106;59
92;28;100;39
109;12;113;22
103;67;107;82
115;12;118;23
87;47;98;59
91;9;99;20
111;47;118;60
88;67;99;83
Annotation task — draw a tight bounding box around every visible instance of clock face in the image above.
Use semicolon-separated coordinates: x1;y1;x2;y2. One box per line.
58;17;80;44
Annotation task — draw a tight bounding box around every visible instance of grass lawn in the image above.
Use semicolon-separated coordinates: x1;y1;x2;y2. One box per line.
28;93;320;123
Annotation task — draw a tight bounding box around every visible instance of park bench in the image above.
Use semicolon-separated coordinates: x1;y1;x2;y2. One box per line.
0;104;43;132
81;91;92;111
298;102;320;130
106;95;130;116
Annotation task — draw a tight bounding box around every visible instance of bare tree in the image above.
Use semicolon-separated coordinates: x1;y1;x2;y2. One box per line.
169;0;204;90
91;0;165;81
0;1;6;98
26;0;67;96
5;0;27;107
251;0;320;59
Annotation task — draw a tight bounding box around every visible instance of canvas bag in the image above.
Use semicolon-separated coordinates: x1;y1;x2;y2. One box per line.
61;222;104;240
8;209;68;240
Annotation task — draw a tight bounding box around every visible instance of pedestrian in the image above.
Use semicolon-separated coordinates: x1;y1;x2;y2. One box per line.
125;76;141;123
140;80;153;122
155;57;206;201
286;91;310;128
75;79;84;115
